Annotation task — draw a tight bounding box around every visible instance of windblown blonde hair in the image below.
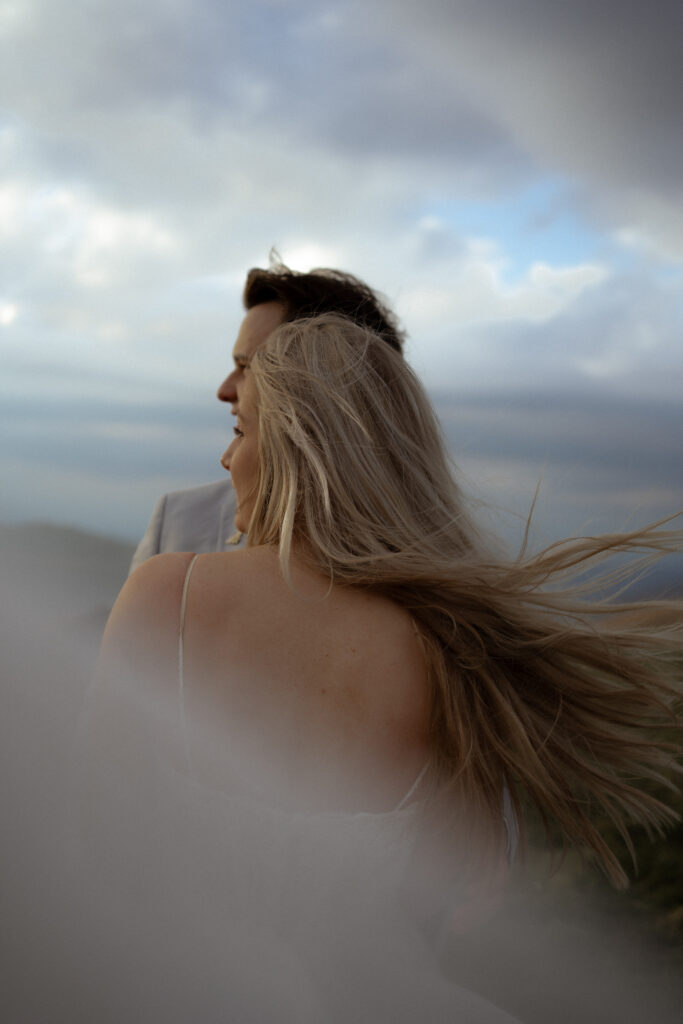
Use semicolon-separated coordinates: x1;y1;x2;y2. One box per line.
246;314;682;885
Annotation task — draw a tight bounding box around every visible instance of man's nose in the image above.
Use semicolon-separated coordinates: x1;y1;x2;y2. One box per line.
217;373;237;403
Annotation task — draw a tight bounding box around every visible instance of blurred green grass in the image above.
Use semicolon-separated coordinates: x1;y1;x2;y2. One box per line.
521;735;683;955
578;781;683;947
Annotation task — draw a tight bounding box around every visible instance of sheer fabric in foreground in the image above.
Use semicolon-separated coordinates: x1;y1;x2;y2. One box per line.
80;682;521;1024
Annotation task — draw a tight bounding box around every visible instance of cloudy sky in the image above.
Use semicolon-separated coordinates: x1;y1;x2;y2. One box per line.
2;0;682;550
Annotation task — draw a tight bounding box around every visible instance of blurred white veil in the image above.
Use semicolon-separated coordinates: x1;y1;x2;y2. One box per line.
2;531;681;1023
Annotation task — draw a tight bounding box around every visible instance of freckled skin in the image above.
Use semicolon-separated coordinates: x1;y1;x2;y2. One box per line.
172;546;431;811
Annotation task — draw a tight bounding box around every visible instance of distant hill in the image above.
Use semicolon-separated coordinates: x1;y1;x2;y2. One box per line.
0;522;135;628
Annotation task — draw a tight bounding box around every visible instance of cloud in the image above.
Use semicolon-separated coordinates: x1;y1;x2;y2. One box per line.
5;2;683;214
434;388;683;546
5;0;683;269
1;0;681;545
381;0;683;255
399;238;608;332
403;262;683;400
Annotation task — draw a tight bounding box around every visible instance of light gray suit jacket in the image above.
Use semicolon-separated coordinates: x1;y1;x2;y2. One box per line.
129;479;238;575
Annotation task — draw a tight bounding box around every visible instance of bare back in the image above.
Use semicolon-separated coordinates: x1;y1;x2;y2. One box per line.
178;546;431;811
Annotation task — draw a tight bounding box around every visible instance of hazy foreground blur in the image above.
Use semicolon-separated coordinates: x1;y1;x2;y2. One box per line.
1;522;681;1023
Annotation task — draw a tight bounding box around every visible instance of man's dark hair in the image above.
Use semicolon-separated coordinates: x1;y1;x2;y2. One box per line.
243;260;406;354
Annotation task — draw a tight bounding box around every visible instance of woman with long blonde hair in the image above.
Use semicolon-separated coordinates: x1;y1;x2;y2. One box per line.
87;313;681;1019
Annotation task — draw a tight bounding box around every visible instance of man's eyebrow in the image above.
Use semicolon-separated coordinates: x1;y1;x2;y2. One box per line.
233;352;250;366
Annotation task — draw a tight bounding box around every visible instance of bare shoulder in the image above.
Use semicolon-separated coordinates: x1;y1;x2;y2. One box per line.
112;551;196;619
100;552;197;666
185;546;289;617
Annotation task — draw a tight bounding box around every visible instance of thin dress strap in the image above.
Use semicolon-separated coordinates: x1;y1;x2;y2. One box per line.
178;554;200;774
393;760;429;812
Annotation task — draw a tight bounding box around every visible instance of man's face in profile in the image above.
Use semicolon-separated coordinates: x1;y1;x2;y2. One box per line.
216;301;285;416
